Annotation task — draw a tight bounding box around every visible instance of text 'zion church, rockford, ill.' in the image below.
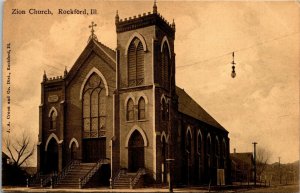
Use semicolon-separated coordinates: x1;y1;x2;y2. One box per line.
37;2;231;188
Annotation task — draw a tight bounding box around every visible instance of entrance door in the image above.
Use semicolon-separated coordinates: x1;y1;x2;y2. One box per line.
82;137;106;162
128;130;145;172
46;138;58;174
71;142;77;160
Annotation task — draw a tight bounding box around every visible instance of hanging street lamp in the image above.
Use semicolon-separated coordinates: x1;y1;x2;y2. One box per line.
231;52;236;78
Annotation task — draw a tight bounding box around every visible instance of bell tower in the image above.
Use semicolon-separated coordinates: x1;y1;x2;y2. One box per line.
114;2;177;181
115;2;175;89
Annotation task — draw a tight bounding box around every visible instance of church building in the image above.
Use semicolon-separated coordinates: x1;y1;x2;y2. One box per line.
37;3;230;188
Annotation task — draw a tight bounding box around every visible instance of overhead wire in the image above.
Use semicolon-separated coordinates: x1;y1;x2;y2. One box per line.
176;31;299;70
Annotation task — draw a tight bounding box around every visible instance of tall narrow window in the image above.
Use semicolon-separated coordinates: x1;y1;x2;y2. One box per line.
207;135;211;156
82;73;106;138
49;111;57;130
161;43;170;89
161;99;166;121
128;38;144;87
136;43;144;85
127;99;134;121
216;137;220;168
186;131;192;154
222;139;227;169
197;131;202;155
165;102;169;121
207;134;212;167
216;138;220;156
222;140;226;158
138;97;146;120
128;42;136;86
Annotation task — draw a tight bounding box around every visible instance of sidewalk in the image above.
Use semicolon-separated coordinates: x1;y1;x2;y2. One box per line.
3;184;286;193
2;186;221;193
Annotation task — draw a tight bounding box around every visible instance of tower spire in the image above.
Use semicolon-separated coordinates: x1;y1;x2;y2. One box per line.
153;0;157;14
64;66;68;77
43;70;47;82
171;19;176;31
115;10;119;24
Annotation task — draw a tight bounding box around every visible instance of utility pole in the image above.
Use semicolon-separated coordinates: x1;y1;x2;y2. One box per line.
279;157;281;184
252;142;257;186
167;69;174;193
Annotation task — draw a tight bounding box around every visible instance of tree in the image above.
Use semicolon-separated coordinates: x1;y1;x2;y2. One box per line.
256;147;270;180
4;131;36;167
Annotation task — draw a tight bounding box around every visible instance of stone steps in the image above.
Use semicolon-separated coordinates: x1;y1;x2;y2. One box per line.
55;162;97;188
113;173;137;189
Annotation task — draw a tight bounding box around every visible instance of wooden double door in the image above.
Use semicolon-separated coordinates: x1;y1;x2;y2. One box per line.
128;130;145;172
82;137;106;162
46;138;58;173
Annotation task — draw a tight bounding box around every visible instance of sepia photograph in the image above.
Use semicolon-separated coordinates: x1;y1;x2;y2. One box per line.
1;0;299;192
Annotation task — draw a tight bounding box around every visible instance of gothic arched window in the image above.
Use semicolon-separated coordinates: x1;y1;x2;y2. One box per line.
161;99;166;121
82;73;106;138
207;134;211;156
138;97;146;120
207;134;212;167
216;137;220;156
161;43;170;89
49;110;57;130
222;139;226;158
128;38;144;87
186;130;192;154
197;131;202;155
127;99;134;121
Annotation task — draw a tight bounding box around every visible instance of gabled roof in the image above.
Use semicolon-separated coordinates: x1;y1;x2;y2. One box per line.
230;152;254;165
65;39;116;86
176;86;227;132
94;40;116;61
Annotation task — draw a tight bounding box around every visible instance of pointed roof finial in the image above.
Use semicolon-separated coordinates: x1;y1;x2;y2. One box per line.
43;70;47;82
171;19;176;29
153;0;157;14
64;66;68;77
115;10;119;24
88;21;98;42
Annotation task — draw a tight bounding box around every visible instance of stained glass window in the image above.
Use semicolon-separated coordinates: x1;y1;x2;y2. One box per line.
82;73;106;138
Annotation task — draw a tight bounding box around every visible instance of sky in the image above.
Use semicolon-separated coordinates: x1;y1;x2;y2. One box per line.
2;0;299;166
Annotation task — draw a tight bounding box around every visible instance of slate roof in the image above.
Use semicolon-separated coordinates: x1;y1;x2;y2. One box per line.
65;39;116;86
94;40;116;61
176;86;227;132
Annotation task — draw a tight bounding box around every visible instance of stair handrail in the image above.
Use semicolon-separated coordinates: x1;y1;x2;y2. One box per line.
28;172;46;186
41;173;53;187
55;160;80;185
112;169;123;188
79;158;109;188
28;172;40;186
130;168;146;188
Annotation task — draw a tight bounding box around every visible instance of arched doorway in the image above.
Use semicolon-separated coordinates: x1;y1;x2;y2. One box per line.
128;130;145;172
71;142;77;160
46;138;58;174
